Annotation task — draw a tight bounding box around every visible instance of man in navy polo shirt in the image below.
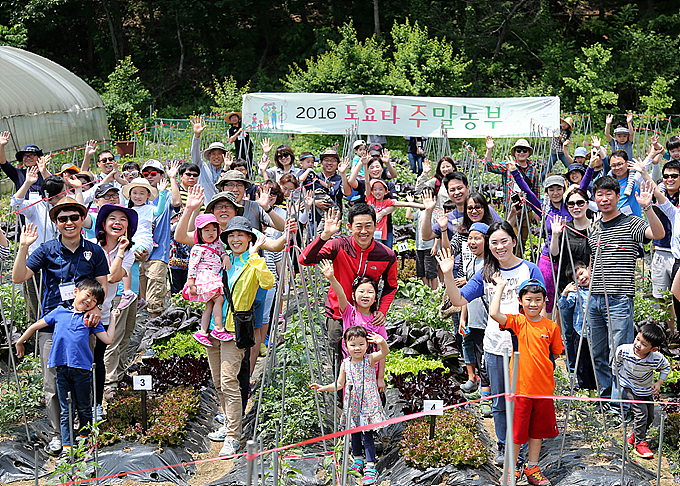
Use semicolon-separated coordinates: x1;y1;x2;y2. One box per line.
12;197;109;456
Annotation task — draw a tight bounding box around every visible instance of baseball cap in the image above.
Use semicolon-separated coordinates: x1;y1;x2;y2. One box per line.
141;159;165;173
468;222;489;235
543;175;565;189
518;278;547;294
94;183;120;199
613;127;630;135
574;147;588;158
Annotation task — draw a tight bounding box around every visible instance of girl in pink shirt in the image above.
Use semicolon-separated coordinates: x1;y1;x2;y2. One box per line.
320;260;387;393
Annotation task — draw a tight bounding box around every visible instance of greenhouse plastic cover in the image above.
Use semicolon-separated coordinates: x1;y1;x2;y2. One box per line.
0;46;109;160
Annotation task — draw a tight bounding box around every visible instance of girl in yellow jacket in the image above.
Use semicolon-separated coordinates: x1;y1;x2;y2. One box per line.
210;215;275;458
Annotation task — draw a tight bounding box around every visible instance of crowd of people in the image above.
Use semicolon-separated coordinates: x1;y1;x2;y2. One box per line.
4;113;680;485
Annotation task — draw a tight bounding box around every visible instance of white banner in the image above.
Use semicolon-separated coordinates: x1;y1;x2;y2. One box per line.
242;93;560;138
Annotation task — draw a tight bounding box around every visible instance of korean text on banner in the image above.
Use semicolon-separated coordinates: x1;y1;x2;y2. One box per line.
242;93;560;137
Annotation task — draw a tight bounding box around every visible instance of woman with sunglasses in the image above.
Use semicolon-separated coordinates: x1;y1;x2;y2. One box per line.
415;156;457;208
259;142;297;183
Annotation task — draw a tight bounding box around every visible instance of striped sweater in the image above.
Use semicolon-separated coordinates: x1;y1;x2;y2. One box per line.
614;343;670;396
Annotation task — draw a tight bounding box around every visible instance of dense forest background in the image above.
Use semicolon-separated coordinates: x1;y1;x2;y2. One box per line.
0;0;678;119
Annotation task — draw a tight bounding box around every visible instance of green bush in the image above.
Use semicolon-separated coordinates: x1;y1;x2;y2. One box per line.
0;283;27;330
400;408;490;469
152;330;206;359
0;356;43;432
385;349;448;384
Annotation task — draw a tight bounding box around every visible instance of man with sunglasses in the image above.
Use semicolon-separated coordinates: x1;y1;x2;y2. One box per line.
12;197;109;456
0;131;45;192
190;116;231;202
81;146;126;189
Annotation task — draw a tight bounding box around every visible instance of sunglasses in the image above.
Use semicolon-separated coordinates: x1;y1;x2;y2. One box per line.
566;200;587;208
56;214;82;223
123;170;139;178
467;204;483;211
663;173;680;180
142;170;159;178
184;172;199;178
514;148;530;154
99;157;115;162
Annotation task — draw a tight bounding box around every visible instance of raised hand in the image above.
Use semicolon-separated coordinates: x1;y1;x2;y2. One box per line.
367;332;386;347
0;131;10;147
636;180;655;208
25;166;39;185
551;215;565;235
191;115;206;137
360;152;370;166
319;259;334;280
186;184;204;210
591;136;601;148
435;247;455;275
562;139;571;148
249;234;267;254
405;193;415;203
505;156;517;172
284;218;298;235
157;176;168;192
628;159;646;174
563;282;577;295
20;223;39;247
485;135;495;150
492;271;507;287
321;207;342;238
256;185;272;209
422;188;437;211
260;137;272;154
626;113;634;124
606;114;614;125
422;159;432;174
84;140;97;158
166;160;180;179
37;155;51;173
434;207;448;230
304;189;314;210
338;157;350;173
68;174;83;189
381;148;390;164
258;156;269;174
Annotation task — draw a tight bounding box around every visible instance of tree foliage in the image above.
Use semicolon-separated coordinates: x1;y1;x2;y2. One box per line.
100;56;151;139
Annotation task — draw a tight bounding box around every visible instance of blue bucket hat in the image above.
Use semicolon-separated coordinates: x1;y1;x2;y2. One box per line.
16;144;43;161
469;222;489;235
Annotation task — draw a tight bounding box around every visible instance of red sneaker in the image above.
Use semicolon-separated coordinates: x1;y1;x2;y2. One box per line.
525;464;551;485
633;441;654;459
627;433;635;446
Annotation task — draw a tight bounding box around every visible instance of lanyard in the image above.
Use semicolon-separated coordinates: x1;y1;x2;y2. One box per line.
59;238;84;284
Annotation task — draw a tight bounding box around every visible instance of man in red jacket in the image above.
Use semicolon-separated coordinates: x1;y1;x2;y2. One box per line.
299;203;398;388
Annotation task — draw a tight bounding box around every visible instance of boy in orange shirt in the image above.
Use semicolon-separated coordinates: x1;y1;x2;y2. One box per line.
490;276;563;486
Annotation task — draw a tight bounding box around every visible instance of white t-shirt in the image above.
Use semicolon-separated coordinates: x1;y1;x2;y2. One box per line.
460;260;544;356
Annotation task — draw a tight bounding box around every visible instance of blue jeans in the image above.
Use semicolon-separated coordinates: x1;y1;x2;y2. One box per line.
253;287;267;329
542;152;570;180
587;294;634;407
485;353;526;457
56;366;93;446
408;153;424;175
351;431;376;463
557;301;576;372
379;232;394;249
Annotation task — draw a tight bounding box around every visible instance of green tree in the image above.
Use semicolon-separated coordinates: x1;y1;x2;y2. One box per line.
100;56;151;139
563;43;619;118
640;76;677;116
0;24;28;48
204;75;251;114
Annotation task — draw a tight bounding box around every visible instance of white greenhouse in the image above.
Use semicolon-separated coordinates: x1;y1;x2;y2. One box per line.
0;46;109;162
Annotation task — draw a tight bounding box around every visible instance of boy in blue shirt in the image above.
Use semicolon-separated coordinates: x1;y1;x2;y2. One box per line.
15;279;117;461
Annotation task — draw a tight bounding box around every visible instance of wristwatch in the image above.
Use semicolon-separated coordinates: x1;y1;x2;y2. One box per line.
265;205;273;213
97;304;103;310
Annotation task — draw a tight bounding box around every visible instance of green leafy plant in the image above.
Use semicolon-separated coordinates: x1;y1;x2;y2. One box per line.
397;259;417;281
391;279;454;331
0;283;27;330
51;421;104;485
100;386;200;447
204;75;251;114
170;291;205;313
400;408;490;468
152;330;206;359
0;356;43;432
634;290;671;324
385;349;448;383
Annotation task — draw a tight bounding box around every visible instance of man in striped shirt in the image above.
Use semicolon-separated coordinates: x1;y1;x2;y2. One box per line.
585;176;664;410
614;324;670;458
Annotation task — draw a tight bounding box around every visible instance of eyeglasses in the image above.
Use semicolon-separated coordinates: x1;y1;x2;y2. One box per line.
610;163;626;169
663;173;680;180
213;203;234;211
277;153;292;159
123;170;139;178
184;172;199;178
566;199;587;208
99;157;115;163
100;194;119;201
23;153;38;158
467;204;483;211
224;182;245;189
56;214;82;223
142;170;159;178
514;148;530;154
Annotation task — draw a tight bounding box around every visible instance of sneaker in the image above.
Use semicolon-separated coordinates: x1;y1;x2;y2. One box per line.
141;348;156;360
215;413;226;425
218;438;240;457
348;458;364;476
93;404;105;422
193;331;213;347
117;290;137;310
259;343;267;356
210;329;234;342
525;464;550;485
137;298;148;312
44;437;62;455
507;467;522;485
633;441;654;459
362;465;378;485
480;399;493;418
460;379;479;394
494;444;505;466
627;433;635;446
208;425;228;442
